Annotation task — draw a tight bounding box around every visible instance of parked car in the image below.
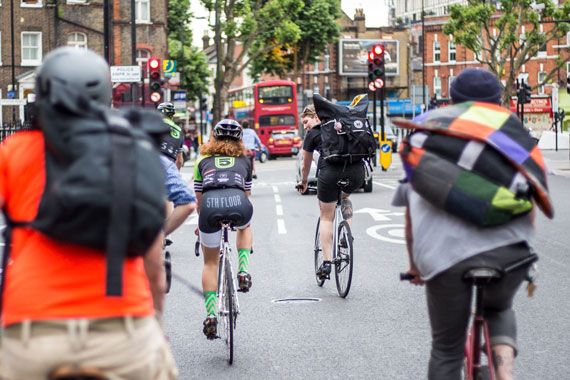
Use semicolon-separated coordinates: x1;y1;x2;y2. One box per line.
267;130;303;158
295;150;373;194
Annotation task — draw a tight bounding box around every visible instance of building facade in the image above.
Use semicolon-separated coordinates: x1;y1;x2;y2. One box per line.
390;0;468;25
0;0;168;123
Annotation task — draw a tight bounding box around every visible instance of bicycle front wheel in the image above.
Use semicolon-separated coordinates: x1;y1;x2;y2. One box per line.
334;220;353;298
314;218;325;287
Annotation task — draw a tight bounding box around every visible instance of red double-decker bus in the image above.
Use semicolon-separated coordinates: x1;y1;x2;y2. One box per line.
228;80;300;157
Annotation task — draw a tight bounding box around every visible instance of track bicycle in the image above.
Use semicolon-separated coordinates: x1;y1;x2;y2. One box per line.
195;221;240;365
313;179;354;298
401;253;538;380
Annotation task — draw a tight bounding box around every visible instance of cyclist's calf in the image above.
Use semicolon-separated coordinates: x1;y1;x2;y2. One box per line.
340;198;353;220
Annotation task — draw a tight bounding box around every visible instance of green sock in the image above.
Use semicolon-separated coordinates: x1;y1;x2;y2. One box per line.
238;249;250;273
204;291;217;317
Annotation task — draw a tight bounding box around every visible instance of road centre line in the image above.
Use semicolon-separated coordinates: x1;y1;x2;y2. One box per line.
277;219;287;234
274;194;282;203
272;186;279;193
276;204;283;216
373;181;396;190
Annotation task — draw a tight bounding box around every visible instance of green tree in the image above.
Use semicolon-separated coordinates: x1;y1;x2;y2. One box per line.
249;0;341;81
167;0;211;101
202;0;304;122
444;0;570;102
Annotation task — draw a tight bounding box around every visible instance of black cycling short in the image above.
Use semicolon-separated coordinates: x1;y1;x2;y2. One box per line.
198;188;253;233
317;162;365;203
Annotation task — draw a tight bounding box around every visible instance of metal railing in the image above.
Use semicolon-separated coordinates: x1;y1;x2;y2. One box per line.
0;121;32;143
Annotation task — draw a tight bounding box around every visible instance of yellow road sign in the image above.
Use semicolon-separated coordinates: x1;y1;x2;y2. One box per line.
163;60;177;76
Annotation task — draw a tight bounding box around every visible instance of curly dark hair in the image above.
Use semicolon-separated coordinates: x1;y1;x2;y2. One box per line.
200;136;247;157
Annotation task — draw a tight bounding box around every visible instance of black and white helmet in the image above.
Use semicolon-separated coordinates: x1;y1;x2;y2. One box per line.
213;119;243;140
157;102;175;117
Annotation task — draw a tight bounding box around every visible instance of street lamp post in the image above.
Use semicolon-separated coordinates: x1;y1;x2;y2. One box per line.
10;0;17;123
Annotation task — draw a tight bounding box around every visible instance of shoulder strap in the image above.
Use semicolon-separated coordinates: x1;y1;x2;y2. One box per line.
105;116;136;297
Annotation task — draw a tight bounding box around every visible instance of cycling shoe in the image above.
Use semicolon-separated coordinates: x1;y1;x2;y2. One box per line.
203;316;218;340
316;261;332;280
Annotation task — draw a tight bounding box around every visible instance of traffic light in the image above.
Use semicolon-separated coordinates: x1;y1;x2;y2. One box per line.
367;44;386;92
519;82;532;104
148;57;162;104
200;96;208;111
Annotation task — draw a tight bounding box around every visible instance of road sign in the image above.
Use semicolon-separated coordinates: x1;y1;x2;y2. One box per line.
172;91;187;101
0;99;26;106
7;91;16;99
163;60;177;77
379;140;392;171
110;66;141;83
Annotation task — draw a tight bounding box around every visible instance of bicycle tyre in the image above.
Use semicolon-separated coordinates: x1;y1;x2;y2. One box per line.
334;220;353;298
314;218;325;287
225;262;235;365
164;250;172;294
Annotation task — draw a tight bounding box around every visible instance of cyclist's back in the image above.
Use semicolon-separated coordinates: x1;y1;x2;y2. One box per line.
0;47;176;380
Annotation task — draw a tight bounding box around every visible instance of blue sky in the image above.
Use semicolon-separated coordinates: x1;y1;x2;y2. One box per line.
190;0;389;48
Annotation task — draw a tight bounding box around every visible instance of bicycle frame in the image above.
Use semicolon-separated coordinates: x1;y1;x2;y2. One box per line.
465;282;496;380
217;225;240;322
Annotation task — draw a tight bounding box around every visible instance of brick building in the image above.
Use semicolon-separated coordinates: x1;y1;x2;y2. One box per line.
0;0;168;123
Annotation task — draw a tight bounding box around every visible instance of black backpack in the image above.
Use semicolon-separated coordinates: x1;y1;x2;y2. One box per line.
313;93;376;164
5;83;168;297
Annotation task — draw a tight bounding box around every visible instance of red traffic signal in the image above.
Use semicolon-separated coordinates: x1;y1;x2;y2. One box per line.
149;57;160;70
372;44;384;56
368;51;375;62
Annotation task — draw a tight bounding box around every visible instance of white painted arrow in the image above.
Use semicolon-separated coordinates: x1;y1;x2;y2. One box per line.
354;208;404;222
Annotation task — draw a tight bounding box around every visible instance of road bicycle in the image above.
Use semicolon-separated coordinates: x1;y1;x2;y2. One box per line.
195;221;240;365
401;253;538;380
313;179;354;298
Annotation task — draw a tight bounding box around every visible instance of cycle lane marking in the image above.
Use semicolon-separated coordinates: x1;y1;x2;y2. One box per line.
355;207;405;244
373;181;396;190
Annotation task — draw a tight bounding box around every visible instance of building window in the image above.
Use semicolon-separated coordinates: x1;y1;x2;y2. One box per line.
567;31;570;46
434;76;442;98
21;0;42;6
21;32;42;66
67;32;87;49
433;40;441;63
538;71;547;94
448;75;456;94
323;54;330;72
136;49;151;76
448;39;456;62
135;0;150;23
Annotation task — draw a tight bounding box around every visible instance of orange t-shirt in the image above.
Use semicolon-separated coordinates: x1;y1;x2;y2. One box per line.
0;131;154;326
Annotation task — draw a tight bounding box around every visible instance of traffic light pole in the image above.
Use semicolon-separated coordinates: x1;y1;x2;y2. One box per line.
380;86;385;141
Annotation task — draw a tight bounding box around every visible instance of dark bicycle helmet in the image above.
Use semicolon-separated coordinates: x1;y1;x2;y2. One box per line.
157;102;175;117
213;119;243;140
35;46;112;106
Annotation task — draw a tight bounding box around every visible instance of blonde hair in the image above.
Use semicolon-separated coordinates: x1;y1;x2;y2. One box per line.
200;137;247;157
301;104;316;118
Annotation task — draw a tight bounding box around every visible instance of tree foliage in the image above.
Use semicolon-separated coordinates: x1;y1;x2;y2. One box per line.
202;0;309;121
249;0;341;79
167;0;210;100
444;0;570;101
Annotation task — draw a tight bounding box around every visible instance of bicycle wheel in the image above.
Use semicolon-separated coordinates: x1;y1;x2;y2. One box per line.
164;250;172;294
334;220;353;298
225;261;235;365
314;218;325;287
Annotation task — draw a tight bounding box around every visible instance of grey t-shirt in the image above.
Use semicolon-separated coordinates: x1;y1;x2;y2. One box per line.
392;183;534;280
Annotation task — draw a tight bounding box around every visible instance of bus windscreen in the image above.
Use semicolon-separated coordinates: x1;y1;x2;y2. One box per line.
259;114;296;127
258;86;294;104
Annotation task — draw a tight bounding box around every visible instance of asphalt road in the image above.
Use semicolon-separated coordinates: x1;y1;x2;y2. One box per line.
164;155;570;379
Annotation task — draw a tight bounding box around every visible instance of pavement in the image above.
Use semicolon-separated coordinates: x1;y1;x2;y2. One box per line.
542;149;570;178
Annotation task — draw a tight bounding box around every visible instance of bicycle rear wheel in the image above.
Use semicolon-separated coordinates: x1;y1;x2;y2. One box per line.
334;220;353;298
225;261;235;365
314;218;325;287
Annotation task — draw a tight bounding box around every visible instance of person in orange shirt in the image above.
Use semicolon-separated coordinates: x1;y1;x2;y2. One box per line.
0;47;177;380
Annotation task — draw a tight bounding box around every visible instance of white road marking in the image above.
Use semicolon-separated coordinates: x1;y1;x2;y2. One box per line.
355;208;404;222
277;219;287;234
274;194;282;203
272;186;279;193
276;204;284;216
373;181;396;190
366;224;406;244
183;213;199;225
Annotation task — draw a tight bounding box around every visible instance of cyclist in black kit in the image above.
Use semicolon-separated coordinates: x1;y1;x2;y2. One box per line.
193;119;254;339
158;102;184;170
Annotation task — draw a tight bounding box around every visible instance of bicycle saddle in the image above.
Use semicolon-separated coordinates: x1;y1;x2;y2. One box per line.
463;267;502;282
208;212;245;229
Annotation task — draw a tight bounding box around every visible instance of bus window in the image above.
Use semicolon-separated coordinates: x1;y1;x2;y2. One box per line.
259;114;296;127
258;86;294;105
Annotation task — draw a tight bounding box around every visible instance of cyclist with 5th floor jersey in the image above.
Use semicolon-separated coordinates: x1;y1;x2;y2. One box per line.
193;119;254;340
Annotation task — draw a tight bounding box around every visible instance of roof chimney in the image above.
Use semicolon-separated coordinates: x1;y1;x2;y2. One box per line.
202;33;210;50
354;8;366;34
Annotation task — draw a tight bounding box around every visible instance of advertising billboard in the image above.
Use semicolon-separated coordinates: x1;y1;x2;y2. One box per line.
339;39;399;77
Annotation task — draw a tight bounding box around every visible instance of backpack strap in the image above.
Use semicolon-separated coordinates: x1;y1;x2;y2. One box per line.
105;116;136;297
0;213;29;315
